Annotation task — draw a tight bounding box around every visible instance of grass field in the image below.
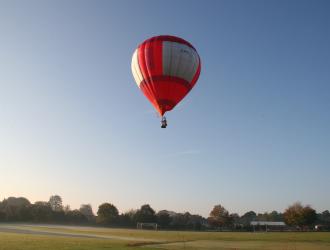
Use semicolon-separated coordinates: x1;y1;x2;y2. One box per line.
0;224;330;250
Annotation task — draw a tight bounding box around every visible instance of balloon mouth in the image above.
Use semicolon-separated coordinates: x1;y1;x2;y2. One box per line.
157;108;166;117
156;102;175;117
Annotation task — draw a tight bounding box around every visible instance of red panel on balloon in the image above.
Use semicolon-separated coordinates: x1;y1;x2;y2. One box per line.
140;76;190;116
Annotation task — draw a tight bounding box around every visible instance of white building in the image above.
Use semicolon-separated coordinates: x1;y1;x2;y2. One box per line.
250;221;286;231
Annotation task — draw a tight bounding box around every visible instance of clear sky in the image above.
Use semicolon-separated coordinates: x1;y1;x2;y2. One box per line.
0;0;329;217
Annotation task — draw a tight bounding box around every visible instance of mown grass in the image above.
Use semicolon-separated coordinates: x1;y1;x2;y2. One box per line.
14;224;330;242
0;232;159;250
1;224;330;250
154;240;330;250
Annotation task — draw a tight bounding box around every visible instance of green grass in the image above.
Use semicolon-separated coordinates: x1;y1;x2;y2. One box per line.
0;232;159;250
11;224;330;242
1;224;330;250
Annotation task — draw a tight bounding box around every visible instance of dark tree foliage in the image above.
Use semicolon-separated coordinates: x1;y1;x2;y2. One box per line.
157;211;172;228
97;203;119;225
239;211;257;226
0;197;31;221
318;210;330;225
31;202;53;222
255;211;284;222
52;210;66;223
66;210;88;224
170;213;188;229
117;209;137;227
316;210;330;230
134;204;156;223
49;195;63;212
0;210;5;221
118;213;135;227
284;202;317;229
79;204;95;222
168;212;205;230
1;196;327;231
208;205;233;229
186;214;204;230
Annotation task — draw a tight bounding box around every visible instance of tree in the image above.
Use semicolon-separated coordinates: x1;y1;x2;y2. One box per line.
255;211;283;222
97;203;119;225
208;204;231;228
239;211;257;227
134;204;156;223
283;202;317;229
31;201;52;222
319;210;330;225
49;195;63;212
118;209;136;227
63;205;71;214
118;213;133;227
170;213;188;229
229;213;241;229
316;210;330;230
79;204;94;222
66;210;88;224
0;210;5;221
268;211;283;221
1;197;31;221
186;213;205;230
157;211;172;228
302;206;317;227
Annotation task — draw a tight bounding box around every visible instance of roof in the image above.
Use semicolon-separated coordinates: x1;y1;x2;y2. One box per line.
250;221;286;226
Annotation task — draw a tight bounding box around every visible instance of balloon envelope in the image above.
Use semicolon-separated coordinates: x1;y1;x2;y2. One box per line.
131;35;201;116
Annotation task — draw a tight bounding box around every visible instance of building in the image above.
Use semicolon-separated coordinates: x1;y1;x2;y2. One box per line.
250;221;286;231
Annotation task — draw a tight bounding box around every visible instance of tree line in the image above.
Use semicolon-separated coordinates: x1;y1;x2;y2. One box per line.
0;196;329;231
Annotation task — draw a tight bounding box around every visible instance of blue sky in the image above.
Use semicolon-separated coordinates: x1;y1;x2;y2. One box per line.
0;0;329;216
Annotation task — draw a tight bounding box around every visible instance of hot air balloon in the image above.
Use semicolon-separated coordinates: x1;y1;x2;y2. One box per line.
131;35;201;128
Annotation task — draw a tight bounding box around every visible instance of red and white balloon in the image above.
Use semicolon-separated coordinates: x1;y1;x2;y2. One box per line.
131;35;201;117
